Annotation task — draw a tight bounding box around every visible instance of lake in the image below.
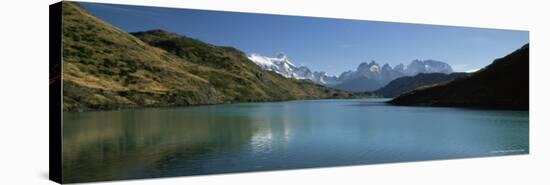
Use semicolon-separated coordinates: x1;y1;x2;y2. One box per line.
62;99;529;183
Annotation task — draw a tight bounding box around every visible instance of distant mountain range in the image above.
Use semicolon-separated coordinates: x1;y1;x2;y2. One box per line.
248;53;454;92
390;44;529;110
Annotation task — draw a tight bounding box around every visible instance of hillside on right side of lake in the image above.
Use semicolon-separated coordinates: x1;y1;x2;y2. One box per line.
375;72;468;98
389;44;529;110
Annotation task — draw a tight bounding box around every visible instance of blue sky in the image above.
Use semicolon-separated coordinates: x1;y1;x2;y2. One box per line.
80;2;528;75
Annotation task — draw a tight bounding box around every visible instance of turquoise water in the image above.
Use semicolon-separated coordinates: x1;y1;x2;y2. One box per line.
62;99;529;183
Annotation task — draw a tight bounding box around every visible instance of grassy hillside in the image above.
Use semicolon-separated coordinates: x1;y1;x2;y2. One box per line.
61;2;355;111
375;73;467;98
390;44;529;110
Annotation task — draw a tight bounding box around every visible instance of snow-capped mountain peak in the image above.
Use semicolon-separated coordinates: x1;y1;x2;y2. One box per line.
247;53;276;68
247;53;336;84
275;52;290;61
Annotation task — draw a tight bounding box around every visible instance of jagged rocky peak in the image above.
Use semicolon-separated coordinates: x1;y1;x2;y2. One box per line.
404;59;453;75
394;63;405;72
382;64;392;71
276;52;289;61
357;60;381;72
357;62;368;69
369;60;377;65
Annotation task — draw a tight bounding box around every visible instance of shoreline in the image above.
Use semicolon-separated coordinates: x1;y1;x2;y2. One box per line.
63;96;379;113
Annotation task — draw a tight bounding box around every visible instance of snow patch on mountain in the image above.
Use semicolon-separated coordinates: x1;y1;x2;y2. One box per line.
247;53;337;84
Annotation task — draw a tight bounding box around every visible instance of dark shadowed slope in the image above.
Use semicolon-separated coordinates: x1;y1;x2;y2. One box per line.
376;73;467;98
333;76;383;92
390;44;529;110
62;2;354;111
